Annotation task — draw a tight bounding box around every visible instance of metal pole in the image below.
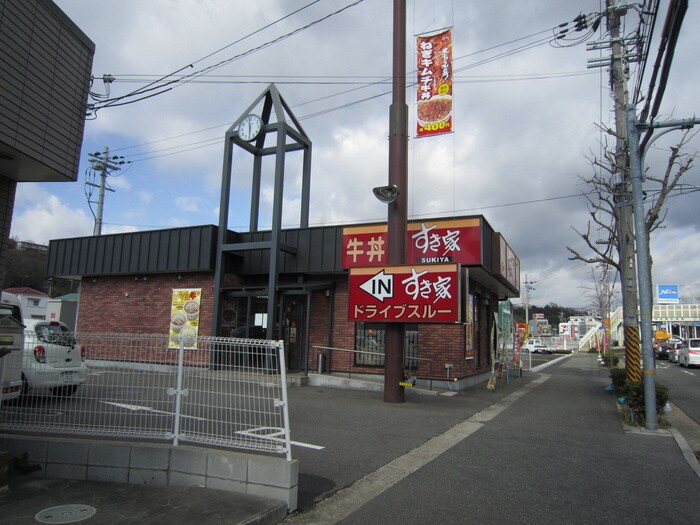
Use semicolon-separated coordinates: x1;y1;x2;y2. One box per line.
93;147;108;236
171;338;187;445
384;0;408;403
276;340;293;461
626;104;656;430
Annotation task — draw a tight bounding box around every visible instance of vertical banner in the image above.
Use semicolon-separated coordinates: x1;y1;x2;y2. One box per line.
416;28;453;137
169;288;202;349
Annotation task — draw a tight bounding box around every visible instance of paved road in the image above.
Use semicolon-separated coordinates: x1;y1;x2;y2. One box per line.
285;352;700;524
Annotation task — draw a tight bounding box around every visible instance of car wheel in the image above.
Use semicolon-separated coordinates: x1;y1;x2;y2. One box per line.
52;385;79;397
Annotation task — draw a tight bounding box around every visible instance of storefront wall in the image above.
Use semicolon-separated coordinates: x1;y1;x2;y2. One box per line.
77;273;214;337
75;271;496;382
308;278;496;381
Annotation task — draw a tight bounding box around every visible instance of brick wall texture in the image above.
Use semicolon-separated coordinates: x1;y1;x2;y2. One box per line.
78;273;214;336
78;271;494;380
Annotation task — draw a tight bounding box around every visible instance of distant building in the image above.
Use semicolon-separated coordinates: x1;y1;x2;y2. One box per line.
2;287;49;320
15;241;48;253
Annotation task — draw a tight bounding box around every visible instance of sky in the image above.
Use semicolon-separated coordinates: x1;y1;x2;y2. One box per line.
10;0;700;309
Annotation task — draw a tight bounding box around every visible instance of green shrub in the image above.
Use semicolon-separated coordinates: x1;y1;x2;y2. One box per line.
601;353;620;368
625;381;670;420
609;368;626;392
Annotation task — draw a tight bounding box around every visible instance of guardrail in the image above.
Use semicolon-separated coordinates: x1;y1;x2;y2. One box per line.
0;332;292;460
312;345;434;390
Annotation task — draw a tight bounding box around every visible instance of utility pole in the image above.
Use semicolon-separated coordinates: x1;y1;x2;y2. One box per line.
588;0;642;383
384;0;408;403
87;147;120;236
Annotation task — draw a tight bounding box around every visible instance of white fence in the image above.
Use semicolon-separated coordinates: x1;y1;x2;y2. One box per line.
0;332;292;460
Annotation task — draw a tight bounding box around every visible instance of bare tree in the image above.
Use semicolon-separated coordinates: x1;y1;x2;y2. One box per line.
567;129;697;270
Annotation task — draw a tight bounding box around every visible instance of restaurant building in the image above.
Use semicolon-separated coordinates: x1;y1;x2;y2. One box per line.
46;213;519;389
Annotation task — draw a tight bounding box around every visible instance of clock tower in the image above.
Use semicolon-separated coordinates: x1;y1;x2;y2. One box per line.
212;84;312;340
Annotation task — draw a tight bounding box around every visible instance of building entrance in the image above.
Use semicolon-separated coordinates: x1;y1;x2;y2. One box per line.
282;295;306;371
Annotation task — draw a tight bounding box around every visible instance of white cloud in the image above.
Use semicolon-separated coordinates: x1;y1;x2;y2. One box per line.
11;185;93;244
175;196;207;213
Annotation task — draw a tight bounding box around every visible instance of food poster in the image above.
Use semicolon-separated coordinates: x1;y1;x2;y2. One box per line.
416;28;453;138
169;288;201;349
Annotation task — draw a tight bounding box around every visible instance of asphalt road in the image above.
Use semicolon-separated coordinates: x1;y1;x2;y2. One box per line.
285;353;700;524
656;358;700;423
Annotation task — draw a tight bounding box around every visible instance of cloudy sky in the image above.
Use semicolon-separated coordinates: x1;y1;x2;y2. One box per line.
10;0;700;309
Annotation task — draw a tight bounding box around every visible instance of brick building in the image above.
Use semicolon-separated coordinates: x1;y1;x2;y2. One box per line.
47;215;520;389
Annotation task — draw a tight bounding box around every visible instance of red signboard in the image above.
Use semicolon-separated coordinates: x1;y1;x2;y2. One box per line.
348;264;460;323
342;218;481;269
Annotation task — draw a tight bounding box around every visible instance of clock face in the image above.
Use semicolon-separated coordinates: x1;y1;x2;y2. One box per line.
239;114;262;141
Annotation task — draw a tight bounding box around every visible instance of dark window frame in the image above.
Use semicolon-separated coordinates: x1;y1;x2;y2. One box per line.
354;322;418;368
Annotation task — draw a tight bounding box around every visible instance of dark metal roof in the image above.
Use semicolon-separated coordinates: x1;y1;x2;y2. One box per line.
47;225;218;279
46;219;520;298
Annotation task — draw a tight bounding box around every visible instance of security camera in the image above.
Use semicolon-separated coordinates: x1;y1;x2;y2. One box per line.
373;185;399;204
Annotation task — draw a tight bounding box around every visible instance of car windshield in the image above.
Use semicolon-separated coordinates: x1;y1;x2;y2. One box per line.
35;324;74;347
690;340;700;349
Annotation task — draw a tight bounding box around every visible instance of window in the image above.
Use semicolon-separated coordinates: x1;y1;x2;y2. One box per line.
354;323;418;367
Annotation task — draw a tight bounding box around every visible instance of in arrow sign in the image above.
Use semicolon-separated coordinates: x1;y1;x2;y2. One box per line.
359;270;394;302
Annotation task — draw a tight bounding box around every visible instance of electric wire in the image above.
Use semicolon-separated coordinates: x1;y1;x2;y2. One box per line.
89;1;366;113
113;11;602;164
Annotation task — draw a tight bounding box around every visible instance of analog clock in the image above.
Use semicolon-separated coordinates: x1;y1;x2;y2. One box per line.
238;114;263;142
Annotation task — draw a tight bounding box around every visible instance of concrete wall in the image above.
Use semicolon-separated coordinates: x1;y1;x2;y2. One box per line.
0;435;298;511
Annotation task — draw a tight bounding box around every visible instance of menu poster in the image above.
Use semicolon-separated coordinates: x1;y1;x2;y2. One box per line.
416;27;453;138
169;288;201;349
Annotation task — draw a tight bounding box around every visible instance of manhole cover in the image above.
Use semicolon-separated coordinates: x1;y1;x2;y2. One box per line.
35;504;96;524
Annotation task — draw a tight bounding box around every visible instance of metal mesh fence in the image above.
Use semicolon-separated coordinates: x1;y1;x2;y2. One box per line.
0;331;291;459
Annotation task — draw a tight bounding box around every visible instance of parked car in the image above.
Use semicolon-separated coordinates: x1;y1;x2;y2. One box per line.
678;338;700;368
22;320;88;396
0;294;24;403
655;342;673;360
669;343;681;363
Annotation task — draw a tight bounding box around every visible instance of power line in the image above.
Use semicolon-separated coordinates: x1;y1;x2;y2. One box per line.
88;0;366;114
111;10;601;164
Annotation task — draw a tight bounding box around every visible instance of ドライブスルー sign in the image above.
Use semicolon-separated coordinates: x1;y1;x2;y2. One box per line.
348;264;460;323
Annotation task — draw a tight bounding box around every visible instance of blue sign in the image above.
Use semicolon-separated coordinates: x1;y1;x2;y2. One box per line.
657;284;679;304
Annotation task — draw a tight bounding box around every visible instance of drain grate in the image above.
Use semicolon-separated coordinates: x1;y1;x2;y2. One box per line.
35;504;97;524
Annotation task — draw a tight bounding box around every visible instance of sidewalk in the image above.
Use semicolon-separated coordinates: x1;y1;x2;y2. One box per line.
2;352;699;524
285;351;700;523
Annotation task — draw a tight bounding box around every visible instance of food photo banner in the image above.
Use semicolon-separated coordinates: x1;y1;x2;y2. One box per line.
169;288;202;349
416;28;453;138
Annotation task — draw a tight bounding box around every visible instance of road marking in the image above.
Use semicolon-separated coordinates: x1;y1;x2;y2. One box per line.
287;375;549;524
236;427;324;450
100;401;208;421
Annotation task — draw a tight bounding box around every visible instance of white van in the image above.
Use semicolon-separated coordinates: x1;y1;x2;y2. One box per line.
522;338;550;354
0;292;24;402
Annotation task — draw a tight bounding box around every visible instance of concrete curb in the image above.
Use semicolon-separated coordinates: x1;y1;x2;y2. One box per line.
668;427;700;479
